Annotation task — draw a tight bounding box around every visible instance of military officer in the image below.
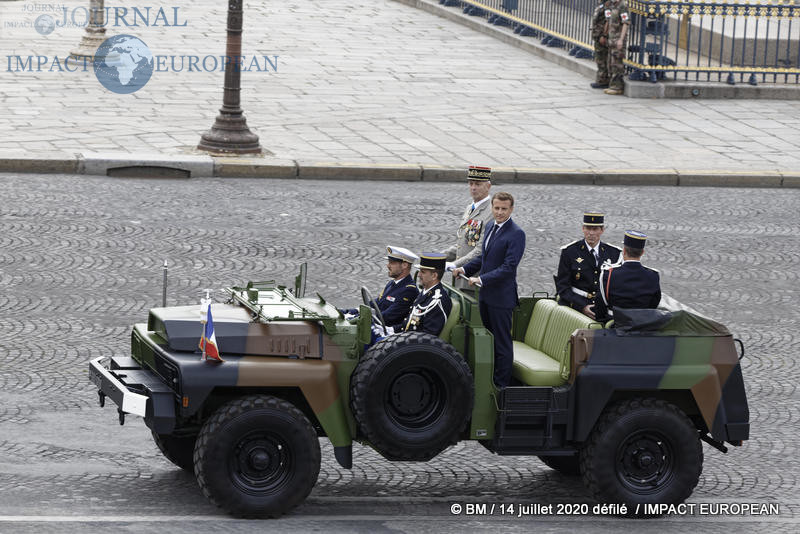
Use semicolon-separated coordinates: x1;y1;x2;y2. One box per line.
555;212;621;321
341;246;419;327
442;165;495;292
597;230;661;317
603;0;630;95
399;253;453;337
590;0;610;89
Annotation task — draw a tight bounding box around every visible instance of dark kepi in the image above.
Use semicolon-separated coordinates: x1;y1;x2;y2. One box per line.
583;211;605;226
624;230;647;249
418;252;448;271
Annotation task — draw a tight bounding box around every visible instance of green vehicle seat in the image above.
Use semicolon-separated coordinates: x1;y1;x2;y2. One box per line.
439;298;461;343
512;299;602;386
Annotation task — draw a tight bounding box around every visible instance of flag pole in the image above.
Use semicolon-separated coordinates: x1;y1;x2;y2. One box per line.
200;289;211;361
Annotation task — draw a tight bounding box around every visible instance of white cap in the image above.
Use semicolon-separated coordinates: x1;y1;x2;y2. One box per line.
385;246;419;264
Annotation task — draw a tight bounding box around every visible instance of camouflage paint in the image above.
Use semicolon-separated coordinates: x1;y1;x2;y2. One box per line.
135;292;364;448
238;357;351;447
570;327;748;443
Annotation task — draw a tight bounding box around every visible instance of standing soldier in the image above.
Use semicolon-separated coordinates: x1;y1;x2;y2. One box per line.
554;212;620;321
442;165;494;293
604;0;630;95
590;0;610;89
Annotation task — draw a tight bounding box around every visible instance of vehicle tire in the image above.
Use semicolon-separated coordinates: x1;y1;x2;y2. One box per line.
194;395;321;518
538;454;581;476
350;331;473;461
151;431;196;472
580;398;703;515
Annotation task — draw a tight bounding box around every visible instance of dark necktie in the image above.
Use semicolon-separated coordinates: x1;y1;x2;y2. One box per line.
485;224;498;249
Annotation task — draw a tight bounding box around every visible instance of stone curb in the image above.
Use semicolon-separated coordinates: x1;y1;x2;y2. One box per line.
80;152;215;178
215;157;298;179
0;154;79;174
393;0;800;100
0;152;795;187
297;162;423;181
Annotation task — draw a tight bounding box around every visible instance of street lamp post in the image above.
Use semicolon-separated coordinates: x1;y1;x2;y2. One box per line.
197;0;262;155
69;0;106;60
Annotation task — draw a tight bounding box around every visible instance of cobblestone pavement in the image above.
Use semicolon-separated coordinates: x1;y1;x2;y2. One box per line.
0;173;798;532
1;0;799;173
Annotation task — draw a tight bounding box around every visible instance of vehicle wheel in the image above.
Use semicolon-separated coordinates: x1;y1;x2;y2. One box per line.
151;430;196;472
538;454;581;476
580;398;703;515
350;331;473;461
194;395;321;518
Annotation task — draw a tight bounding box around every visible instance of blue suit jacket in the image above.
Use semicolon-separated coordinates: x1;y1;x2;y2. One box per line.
463;218;526;308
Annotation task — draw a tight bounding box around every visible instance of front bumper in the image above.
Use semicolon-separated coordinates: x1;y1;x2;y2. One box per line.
89;356;176;433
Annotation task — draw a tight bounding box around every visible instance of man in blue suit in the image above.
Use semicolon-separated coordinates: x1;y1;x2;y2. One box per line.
453;192;526;388
597;230;661;317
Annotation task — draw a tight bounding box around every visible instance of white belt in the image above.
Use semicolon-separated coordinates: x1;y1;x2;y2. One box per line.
571;287;594;298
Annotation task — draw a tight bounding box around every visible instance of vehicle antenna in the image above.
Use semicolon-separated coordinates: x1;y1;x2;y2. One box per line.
162;259;168;307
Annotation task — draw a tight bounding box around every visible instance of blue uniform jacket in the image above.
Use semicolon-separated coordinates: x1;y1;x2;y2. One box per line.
598;260;661;315
342;274;418;326
376;274;419;326
399;282;452;336
463;218;526;308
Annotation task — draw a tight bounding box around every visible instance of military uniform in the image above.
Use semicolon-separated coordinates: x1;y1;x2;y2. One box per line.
555;239;620;319
399;253;452;336
554;212;620;321
597;231;661;317
604;0;630;93
591;0;610;87
443;166;494;290
342;246;419;324
375;274;419;327
401;282;452;336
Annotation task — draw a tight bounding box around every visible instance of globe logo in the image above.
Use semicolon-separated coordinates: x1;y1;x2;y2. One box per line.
93;35;154;95
34;14;56;36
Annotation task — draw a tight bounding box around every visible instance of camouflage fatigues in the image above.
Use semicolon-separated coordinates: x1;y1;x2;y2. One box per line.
604;0;630;90
591;1;609;85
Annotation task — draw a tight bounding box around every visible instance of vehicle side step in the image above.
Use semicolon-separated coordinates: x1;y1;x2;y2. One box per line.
491;386;570;454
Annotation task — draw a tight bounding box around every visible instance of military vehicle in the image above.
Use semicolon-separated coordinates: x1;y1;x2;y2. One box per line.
89;265;749;518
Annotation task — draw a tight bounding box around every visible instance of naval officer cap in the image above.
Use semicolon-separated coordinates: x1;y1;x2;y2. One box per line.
624;230;647;249
386;246;419;264
417;252;448;271
467;165;492;181
583;211;605;226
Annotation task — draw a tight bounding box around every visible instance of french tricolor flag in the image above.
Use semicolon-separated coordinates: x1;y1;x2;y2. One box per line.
199;300;223;362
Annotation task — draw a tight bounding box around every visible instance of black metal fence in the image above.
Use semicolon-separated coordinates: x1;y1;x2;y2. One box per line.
627;0;800;84
439;0;800;84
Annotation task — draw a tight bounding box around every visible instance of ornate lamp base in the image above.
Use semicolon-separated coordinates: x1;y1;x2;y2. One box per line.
197;111;263;155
